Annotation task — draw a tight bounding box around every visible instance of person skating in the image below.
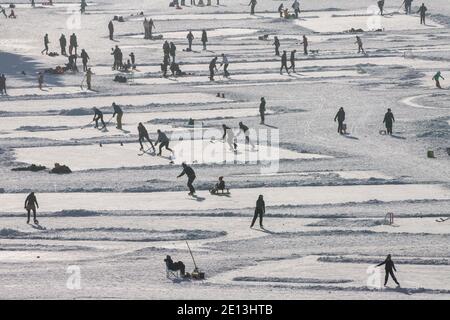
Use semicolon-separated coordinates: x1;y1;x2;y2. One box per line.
280;50;290;75
155;129;174;156
300;35;308;55
273;36;280;56
248;0;257;15
41;34;50;55
111;102;123;129
377;0;385;16
288;49;296;73
250;195;265;228
377;254;400;287
209;57;218;81
169;42;177;63
278;3;284;18
80;49;90;72
0;74;6;95
59;34;67;55
108;20;114;40
418;3;427;24
38;72;44;90
69;33;78;56
92;107;106;128
238;122;256;149
259;97;266;124
24;192;39;224
201;30;208;50
177;163;196;195
138;122;156;152
220;53;230;77
432;71;444;88
222;124;237;151
292;0;300;18
356;36;365;54
334;107;346;134
187;30;194;51
85;67;93;90
404;0;413;14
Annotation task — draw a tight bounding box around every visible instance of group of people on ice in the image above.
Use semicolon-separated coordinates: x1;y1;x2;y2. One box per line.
334;107;396;136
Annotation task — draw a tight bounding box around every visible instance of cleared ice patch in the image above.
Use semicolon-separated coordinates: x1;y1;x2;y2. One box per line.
13;140;328;170
0;92;230;113
284;10;443;33
234;170;393;180
129;13;257;21
401;94;450;110
126;28;259;40
4;86;92;97
1;184;449;213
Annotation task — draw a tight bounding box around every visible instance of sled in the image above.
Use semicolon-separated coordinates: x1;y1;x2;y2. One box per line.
210;188;230;195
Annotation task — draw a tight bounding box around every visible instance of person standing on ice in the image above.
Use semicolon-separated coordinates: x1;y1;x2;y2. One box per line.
259;97;266;124
280;50;290;75
108;20;114;41
41;34;50;55
112;102;123;129
220;53;230;77
80;49;90;72
418;3;427;24
278;3;284;18
377;0;385;16
69;33;78;56
187;30;194;51
129;52;136;70
155;129;174;156
248;0;257;15
334;107;346;135
148;19;155;39
38;72;44;90
383;108;395;135
201;30;208;50
273;36;280;56
163;41;171;62
92;107;106;128
24;192;39;224
169;42;177;63
292;0;300;18
80;0;87;14
404;0;413;14
238;122;256;149
0;74;6;95
376;254;400;287
85;68;93;90
355;36;365;54
138;122;156;152
288;49;297;73
250;195;265;229
209;57;218;81
177;163;196;196
222;124;237;151
59;34;67;56
432;71;444;89
299;35;308;55
143;18;149;39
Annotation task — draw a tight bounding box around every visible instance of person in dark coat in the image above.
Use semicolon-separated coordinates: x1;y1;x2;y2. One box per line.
41;33;50;55
248;0;257;15
356;36;365;54
69;33;78;55
187;30;194;51
209;57;218;81
108;20;114;40
138;122;155;152
59;34;67;55
300;35;308;55
24;192;39;224
201;30;208;50
163;40;171;61
383;108;395;135
278;3;284;17
418;3;427;24
250;195;265;228
334;107;345;134
404;0;413;14
280;50;290;75
80;49;90;72
164;255;186;276
259;97;266;124
155;129;173;156
92;107;106;128
288;49;296;73
169;42;177;63
177;163;196;195
112;102;123;129
377;254;400;287
0;74;6;95
273;36;280;56
377;0;385;16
